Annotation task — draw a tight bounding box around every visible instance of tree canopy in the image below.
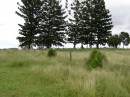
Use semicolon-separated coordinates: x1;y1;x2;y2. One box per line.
16;0;130;49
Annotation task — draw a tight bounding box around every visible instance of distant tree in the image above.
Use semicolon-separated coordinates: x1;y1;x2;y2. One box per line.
67;0;82;48
16;0;42;49
107;34;121;48
91;0;113;48
119;32;130;48
36;0;66;48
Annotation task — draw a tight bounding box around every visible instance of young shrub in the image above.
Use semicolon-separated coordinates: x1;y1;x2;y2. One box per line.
87;49;106;69
48;49;57;57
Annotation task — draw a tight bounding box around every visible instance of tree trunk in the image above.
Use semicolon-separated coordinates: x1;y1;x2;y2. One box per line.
89;44;92;48
96;44;99;49
86;44;89;48
81;44;84;49
28;45;31;50
73;43;76;49
47;45;51;49
115;45;118;48
73;45;76;49
28;44;32;50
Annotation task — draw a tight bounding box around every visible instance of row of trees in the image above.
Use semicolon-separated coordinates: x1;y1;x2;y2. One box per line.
16;0;66;49
108;32;130;48
16;0;113;49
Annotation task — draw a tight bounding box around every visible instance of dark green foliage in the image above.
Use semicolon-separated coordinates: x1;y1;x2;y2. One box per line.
16;0;66;49
16;0;42;49
48;49;57;57
107;34;121;48
36;0;66;48
80;0;94;48
68;0;113;49
67;0;82;48
16;0;113;49
87;49;105;69
120;32;130;48
91;0;113;48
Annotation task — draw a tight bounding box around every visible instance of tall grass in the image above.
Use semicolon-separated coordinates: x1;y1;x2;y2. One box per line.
0;49;130;97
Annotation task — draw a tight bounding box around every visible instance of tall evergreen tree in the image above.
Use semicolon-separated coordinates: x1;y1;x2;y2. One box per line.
80;0;94;48
16;0;42;49
68;0;82;48
91;0;113;48
36;0;66;48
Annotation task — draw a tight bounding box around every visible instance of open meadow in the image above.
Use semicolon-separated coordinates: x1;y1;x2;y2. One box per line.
0;49;130;97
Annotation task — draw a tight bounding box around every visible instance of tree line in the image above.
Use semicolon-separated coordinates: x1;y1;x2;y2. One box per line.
108;32;130;48
16;0;129;49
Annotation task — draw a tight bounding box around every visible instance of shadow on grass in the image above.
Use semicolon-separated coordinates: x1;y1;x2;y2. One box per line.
9;61;31;68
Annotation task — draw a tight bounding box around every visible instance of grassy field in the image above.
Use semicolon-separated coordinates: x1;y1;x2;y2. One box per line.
0;49;130;97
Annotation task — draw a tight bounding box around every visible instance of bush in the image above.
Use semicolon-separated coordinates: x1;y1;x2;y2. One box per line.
87;49;106;69
48;49;57;57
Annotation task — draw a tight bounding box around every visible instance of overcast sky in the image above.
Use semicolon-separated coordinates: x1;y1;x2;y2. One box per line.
0;0;130;48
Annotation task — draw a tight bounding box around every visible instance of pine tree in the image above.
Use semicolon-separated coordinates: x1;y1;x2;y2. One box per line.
68;0;82;48
16;0;42;49
36;0;66;48
80;0;94;48
91;0;113;48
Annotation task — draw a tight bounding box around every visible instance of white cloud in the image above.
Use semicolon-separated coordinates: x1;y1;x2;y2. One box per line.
105;0;130;34
0;0;21;48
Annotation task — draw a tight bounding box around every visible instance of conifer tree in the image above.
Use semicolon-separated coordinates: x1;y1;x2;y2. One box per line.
91;0;113;48
16;0;42;49
80;0;93;48
36;0;66;48
68;0;82;48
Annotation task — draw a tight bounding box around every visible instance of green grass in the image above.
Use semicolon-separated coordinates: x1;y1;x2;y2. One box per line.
0;49;130;97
